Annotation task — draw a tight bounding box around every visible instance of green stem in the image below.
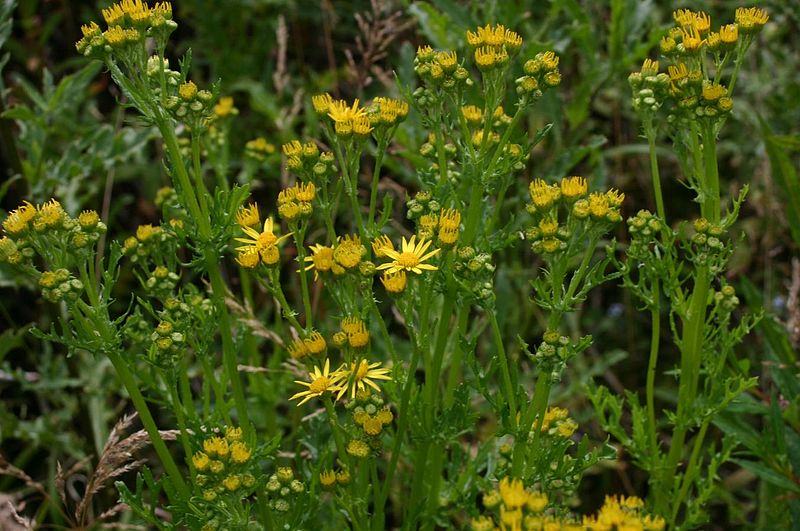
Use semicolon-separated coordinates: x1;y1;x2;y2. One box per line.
489;312;517;427
669;420;710;528
646;280;661;468
444;308;470;407
294;225;313;329
646;123;667;222
511;374;552;477
159;124;208;237
106;349;190;502
168;373;195;479
368;131;390;230
206;257;251;431
191;133;210;218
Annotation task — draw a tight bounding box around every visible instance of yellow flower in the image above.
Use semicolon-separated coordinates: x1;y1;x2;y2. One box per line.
136;224;161;242
380;270;407;294
529;179;560;210
474;46;506;70
35;199;65;229
371;234;394;258
719;23;738;45
437;209;461;245
320;469;337;488
230;441;252;464
640;59;659;77
287;337;309;360
2;201;36;234
328;99;367;127
225;426;243;441
680;27;702;53
236;250;260;269
461;105;482;125
78;210;100;229
179;81;198;100
333;234;365;269
561;176;588;200
341;316;365;335
363;416;383;436
735;7;768;33
346;439;370;458
236;203;260;228
192;451;210;471
304;244;335;279
435;50;458;72
702;81;727;102
376;408;393;425
303;331;327;355
346;320;370;349
526;491;548;513
376;235;440;275
290;358;344;406
214;96;237;117
295;182;316;202
222;474;241;491
282;140;303;157
498;477;528;510
352;115;374;137
339;359;392;399
312;93;334;114
235;218;291;256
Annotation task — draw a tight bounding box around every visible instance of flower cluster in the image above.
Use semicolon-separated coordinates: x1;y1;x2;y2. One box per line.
368;97;410;129
414;47;471;89
526;176;622;256
517;51;562;96
265;466;306;513
277;181;316;222
289;356;393;408
319;467;351;490
346;387;394;452
75;1;175;58
191;426;257;503
474;477;552;531
466;24;523;71
313;95;373;139
582;495;665;530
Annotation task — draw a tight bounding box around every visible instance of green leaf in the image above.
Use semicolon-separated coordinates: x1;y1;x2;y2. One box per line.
730;458;800;494
762;122;800;246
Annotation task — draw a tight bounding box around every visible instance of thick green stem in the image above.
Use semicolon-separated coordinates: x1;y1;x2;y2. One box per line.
489;312;517;427
206;257;251;431
106;350;190;502
646;280;661;468
646;124;667;222
669;420;710;528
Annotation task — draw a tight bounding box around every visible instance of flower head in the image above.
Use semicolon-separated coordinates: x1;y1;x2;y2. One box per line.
380;270;407;294
235;218;292;266
2;201;36;235
376;235;440;275
290;359;344;406
304;244;335;279
236;203;260;228
338;359;392;399
498;477;528;510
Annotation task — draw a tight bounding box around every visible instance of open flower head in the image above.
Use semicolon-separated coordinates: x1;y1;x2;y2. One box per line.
235;217;292;259
304;243;335;279
338;359;392;399
376;235;440;275
290;358;345;406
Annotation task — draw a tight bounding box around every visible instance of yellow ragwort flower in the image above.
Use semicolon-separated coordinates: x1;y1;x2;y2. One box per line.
333;234;365;269
437;208;461;245
498;477;528;510
2;201;36;234
376;235;440;275
461;105;482;125
371;234;395;258
560;176;588;200
320;469;337;488
338;359;392;399
312;93;334;114
235;217;291;256
304;243;335;279
290;358;344;406
735;7;769;33
529;179;561;210
381;270;407;294
236;203;260;228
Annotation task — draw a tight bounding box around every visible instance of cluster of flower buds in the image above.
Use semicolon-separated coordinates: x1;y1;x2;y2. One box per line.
122;223;176;264
265;466;305;513
191;427;257;514
165;80;216;130
516;50;561;97
277;181;316;222
667;63;733;120
332;316;370;350
286;330;327;360
149;319;185;367
414;47;470;89
628;59;670;115
319;467;351;490
39;269;84;303
144;264;179;297
688;217;728;273
465;24;523;72
713;284;740;314
244;137;276;163
367;97;410;129
346;386;393;440
473;477;550;531
452;245;495;303
312;94;374;139
626;210;664;259
76;1;176;59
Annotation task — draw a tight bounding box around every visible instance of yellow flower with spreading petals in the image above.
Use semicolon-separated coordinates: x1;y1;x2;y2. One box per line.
290;359;345;406
235;217;291;256
304;244;335;279
338;359;392;399
376;235;440;275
